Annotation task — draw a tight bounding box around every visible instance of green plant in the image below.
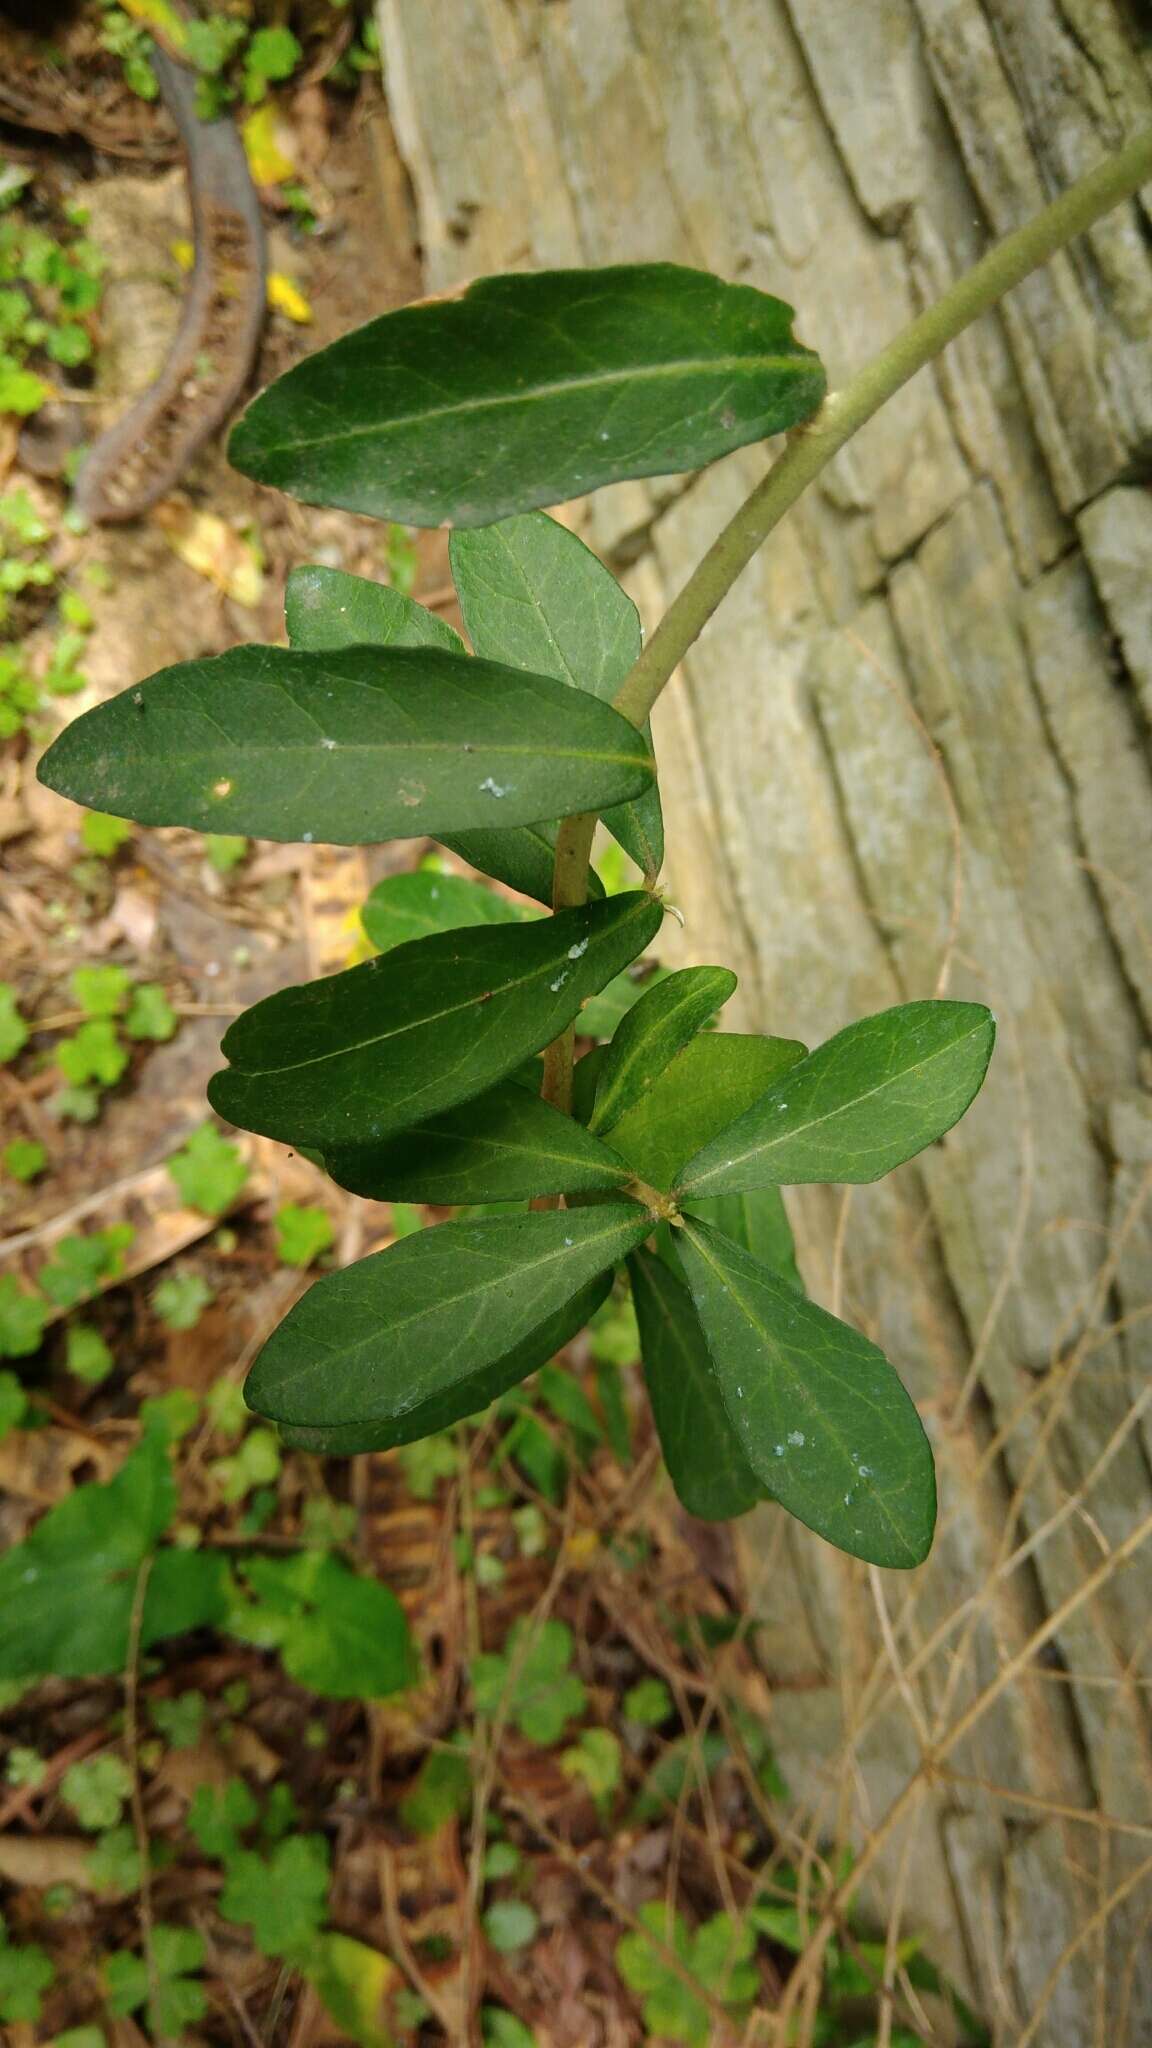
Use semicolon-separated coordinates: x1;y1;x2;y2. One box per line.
38;129;1152;1565
167;1121;248;1215
0;1916;54;2024
616;1905;758;2046
472;1617;586;1744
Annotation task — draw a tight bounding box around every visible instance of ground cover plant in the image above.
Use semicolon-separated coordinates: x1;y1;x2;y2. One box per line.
38;122;1152;1575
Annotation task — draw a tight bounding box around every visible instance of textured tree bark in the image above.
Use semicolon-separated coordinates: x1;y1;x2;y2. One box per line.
377;4;1152;2038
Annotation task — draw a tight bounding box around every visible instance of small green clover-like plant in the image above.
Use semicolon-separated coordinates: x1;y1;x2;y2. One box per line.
103;1925;207;2036
471;1617;586;1745
616;1906;759;2048
218;1832;331;1962
275;1202;335;1267
3;1137;46;1182
0;1915;54;2024
61;1753;133;1831
44;184;1152;1559
0;982;29;1064
153;1268;214;1331
168;1121;248;1216
0;1274;49;1359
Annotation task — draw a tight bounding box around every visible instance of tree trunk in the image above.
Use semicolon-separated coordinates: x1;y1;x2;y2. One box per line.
377;3;1152;2037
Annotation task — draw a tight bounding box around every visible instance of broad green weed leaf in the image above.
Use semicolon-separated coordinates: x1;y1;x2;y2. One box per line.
230;263;825;525
589;966;736;1135
209;892;662;1154
0;1431;228;1679
361;868;526;955
451;510;662;876
286;562;464;656
276;1272;612;1454
320;1080;631;1204
307;1930;405;2048
629;1248;762;1521
219;1833;330;1961
38;644;655;844
676;1217;936;1568
677;1001;995;1196
246;1208;650;1431
230;1551;414;1698
599;1031;805;1190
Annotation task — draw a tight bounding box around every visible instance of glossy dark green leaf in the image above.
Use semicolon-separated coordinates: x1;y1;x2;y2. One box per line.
285;563;465;654
38;644;655;846
451;511;663;877
276;1273;612;1453
676;1217;936;1568
361;868;526;955
589;966;736;1135
320;1079;631;1204
629;1248;762;1521
209;891;663;1153
284;557;597;904
230;263;826;527
677;1001;995;1197
246;1207;652;1429
600;1031;806;1190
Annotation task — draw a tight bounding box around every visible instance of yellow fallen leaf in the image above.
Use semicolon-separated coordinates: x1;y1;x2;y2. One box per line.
242;104;296;187
157;507;265;609
119;0;188;52
267;271;313;324
307;1933;402;2048
170;238;195;273
564;1526;601;1567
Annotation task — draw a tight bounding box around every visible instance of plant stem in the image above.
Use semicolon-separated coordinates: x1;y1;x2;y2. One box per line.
541;810;597;1113
612;122;1152;731
543;121;1152;1106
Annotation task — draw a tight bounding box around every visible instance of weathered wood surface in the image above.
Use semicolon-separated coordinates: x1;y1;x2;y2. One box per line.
378;4;1152;2038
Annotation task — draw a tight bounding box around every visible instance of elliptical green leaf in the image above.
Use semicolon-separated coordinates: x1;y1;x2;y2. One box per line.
451;511;663;877
320;1080;631;1204
589;966;736;1134
675;1217;936;1568
629;1248;763;1521
38;644;655;845
275;1274;613;1454
209;892;663;1153
677;1001;995;1196
246;1207;653;1430
230;263;826;526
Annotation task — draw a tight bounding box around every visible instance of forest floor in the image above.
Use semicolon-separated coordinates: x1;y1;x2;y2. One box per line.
0;12;983;2046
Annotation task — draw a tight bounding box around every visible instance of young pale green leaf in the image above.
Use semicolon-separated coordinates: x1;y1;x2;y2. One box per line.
589;966;737;1135
209;891;662;1152
597;1031;806;1190
677;1001;996;1197
629;1248;763;1521
285;563;465;654
284;557;598;905
229;263;826;527
37;644;654;845
320;1080;631;1204
246;1208;652;1431
675;1217;936;1568
276;1273;612;1454
361;868;526;955
451;511;663;877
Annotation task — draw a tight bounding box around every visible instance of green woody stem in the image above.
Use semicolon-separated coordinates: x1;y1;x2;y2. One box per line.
542;122;1152;1111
